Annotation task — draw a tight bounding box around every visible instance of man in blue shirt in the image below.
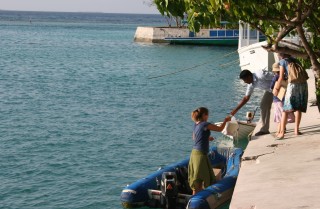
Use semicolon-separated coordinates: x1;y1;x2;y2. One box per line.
231;69;274;136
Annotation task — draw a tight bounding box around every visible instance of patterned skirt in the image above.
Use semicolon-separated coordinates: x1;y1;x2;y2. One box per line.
283;82;308;113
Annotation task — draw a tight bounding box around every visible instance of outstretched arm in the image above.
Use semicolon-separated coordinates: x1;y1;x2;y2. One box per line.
207;116;231;132
230;95;250;116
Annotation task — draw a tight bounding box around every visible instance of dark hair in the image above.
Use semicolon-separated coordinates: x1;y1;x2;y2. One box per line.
239;70;252;80
191;107;209;122
278;53;291;59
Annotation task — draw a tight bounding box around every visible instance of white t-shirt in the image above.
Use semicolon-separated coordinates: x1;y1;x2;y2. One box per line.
245;69;274;96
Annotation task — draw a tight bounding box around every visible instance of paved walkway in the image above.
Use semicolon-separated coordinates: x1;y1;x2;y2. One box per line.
230;71;320;209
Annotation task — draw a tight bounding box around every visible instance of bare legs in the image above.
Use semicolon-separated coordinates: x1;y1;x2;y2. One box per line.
192;182;203;195
277;110;302;138
277;112;288;139
294;111;302;135
276;123;281;135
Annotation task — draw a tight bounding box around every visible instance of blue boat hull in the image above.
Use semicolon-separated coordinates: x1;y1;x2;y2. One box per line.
120;147;242;209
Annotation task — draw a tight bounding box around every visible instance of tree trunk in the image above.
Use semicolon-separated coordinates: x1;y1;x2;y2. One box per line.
317;94;320;112
296;25;320;112
296;26;319;75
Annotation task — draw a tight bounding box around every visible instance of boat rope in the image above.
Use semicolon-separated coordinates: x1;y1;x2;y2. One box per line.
148;50;238;79
219;59;239;67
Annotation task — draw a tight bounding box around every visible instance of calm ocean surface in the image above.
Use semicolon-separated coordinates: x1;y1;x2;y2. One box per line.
0;11;262;209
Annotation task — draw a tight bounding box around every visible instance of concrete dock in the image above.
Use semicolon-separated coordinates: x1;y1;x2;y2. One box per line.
230;71;320;209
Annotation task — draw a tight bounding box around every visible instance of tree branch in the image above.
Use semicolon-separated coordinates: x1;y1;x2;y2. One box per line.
254;0;316;27
310;15;320;35
280;39;303;49
261;44;308;59
297;0;317;22
269;0;317;55
296;25;320;77
297;0;302;21
274;25;295;44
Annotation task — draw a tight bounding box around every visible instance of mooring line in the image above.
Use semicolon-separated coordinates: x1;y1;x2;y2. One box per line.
148;50;239;80
219;59;240;67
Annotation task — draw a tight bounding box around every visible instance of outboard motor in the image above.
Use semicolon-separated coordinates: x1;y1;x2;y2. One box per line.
161;172;178;209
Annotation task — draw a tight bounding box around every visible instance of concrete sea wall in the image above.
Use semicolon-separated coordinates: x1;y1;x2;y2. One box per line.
134;27;211;43
230;70;320;209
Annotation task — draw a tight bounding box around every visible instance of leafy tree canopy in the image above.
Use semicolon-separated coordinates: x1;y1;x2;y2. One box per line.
151;0;320;107
185;0;320;75
153;0;186;27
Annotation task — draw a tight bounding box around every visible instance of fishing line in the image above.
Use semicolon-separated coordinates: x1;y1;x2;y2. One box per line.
148;50;238;80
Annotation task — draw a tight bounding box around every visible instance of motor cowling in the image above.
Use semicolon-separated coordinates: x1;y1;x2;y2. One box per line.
161;172;178;197
161;172;178;209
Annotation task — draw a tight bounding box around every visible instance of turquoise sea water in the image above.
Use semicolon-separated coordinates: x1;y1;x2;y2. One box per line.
0;11;262;209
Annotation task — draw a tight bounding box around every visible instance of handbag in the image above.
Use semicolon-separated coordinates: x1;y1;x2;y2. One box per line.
287;60;309;83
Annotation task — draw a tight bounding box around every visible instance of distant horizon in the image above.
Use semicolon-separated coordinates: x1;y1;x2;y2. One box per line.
0;9;160;15
0;0;158;15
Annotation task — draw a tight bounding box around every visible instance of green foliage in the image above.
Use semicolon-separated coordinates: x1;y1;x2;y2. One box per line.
316;79;320;95
183;0;320;71
298;58;311;70
153;0;320;103
184;0;319;38
184;0;236;32
153;0;320;72
154;0;186;27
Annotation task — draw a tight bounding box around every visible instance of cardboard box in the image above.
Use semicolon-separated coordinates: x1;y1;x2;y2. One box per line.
213;168;222;181
277;86;287;100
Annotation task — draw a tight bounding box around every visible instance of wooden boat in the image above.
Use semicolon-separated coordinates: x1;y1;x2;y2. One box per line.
218;108;259;140
216;120;256;141
120;146;243;209
235;121;256;140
